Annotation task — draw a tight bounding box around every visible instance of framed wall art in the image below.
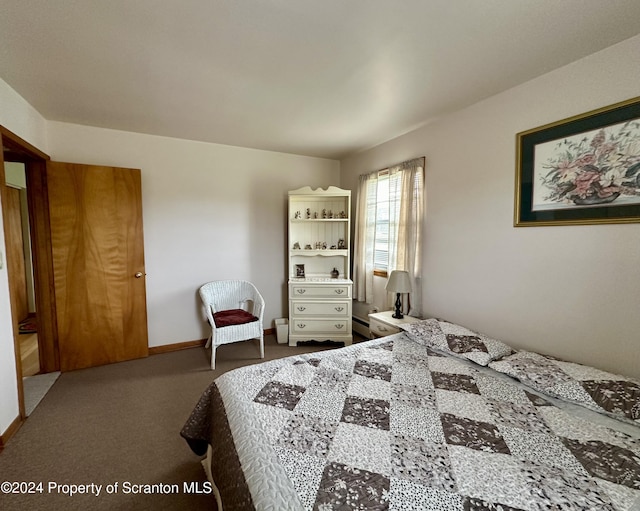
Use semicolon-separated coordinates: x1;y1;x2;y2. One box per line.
515;96;640;226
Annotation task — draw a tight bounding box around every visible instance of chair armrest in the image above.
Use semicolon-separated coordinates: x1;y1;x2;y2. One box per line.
250;291;265;321
202;303;219;331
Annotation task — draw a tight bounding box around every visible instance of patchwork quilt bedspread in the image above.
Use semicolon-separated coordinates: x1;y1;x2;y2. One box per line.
181;333;640;511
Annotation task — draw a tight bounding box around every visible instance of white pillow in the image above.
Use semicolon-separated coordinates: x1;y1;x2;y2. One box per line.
489;351;640;425
401;318;513;367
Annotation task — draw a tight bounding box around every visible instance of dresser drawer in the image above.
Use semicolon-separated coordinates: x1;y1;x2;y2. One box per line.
291;300;351;317
369;317;401;338
289;319;349;335
290;283;351;299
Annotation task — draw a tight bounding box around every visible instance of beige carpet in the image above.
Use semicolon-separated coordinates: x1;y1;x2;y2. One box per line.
0;335;350;511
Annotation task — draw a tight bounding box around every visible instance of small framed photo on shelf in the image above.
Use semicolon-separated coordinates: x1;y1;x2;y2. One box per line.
295;264;305;278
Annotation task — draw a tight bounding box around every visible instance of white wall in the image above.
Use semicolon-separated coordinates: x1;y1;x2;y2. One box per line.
342;35;640;379
46;122;339;347
0;78;49;436
1;78;337;436
0;79;48;153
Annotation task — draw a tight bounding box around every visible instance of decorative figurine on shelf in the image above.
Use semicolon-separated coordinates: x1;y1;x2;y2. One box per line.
304;244;312;250
339;211;347;218
296;264;305;278
331;267;339;279
314;212;318;219
337;238;346;249
294;211;301;219
293;242;301;250
328;210;333;218
322;242;327;249
322;209;327;218
330;245;336;249
306;208;311;219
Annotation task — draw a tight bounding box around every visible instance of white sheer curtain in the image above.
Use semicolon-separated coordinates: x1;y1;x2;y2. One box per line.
353;172;377;304
387;158;424;317
353;157;424;317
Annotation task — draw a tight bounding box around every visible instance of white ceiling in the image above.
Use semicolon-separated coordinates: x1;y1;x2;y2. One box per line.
1;1;640;160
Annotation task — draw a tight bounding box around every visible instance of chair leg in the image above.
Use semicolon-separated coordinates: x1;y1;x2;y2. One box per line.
259;332;264;359
211;342;217;370
205;334;212;349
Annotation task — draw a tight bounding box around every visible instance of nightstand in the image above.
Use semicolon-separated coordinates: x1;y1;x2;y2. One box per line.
368;310;421;338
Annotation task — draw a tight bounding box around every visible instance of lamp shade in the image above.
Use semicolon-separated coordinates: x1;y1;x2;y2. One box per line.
385;270;412;293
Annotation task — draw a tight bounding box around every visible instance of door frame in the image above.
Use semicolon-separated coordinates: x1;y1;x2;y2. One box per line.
1;125;58;421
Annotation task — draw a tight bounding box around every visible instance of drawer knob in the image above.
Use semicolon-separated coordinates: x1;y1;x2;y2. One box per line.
335;307;344;312
297;289;306;294
334;289;344;294
297;306;306;311
335;324;344;329
297;323;306;329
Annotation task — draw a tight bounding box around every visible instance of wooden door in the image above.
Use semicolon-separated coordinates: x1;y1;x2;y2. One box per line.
47;162;148;371
4;185;29;322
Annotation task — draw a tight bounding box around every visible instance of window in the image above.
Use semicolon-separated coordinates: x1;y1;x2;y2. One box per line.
367;172;396;275
366;169;422;275
353;157;424;315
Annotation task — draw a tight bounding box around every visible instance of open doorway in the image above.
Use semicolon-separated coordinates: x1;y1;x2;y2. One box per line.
3;161;60;415
4;162;39;375
1;125;60;422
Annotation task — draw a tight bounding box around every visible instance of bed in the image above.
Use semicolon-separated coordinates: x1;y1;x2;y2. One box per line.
181;318;640;510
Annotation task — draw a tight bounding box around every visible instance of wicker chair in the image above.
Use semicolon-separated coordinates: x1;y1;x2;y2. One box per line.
199;280;265;369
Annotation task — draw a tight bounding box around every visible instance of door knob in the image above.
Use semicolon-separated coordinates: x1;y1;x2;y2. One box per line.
135;272;144;278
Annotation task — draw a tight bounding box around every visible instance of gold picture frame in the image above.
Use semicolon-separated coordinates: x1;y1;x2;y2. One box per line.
515;96;640;226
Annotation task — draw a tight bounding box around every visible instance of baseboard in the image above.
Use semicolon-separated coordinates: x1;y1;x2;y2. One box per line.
0;415;23;451
148;329;275;355
149;339;207;355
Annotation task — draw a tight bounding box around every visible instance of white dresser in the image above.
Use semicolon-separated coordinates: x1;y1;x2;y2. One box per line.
288;278;352;346
287;187;353;346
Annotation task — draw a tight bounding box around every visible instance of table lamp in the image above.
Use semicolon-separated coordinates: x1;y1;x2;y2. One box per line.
385;270;411;319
